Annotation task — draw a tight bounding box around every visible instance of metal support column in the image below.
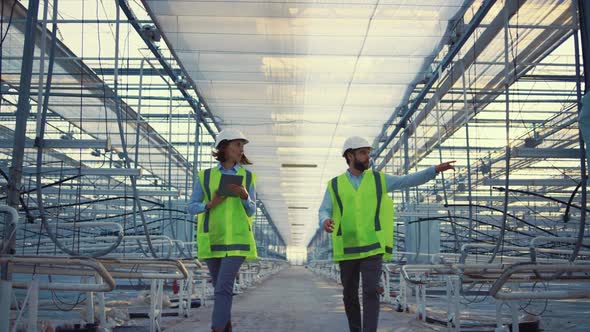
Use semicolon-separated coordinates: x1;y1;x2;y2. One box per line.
0;280;11;332
85;277;95;325
27;278;39;332
191;106;201;243
578;0;590;92
402;131;412;256
403;131;410;205
573;0;588;263
491;0;513;262
2;4;39;330
461;60;474;240
4;0;39;248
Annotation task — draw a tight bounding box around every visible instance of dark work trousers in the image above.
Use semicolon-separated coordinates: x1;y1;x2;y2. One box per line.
205;256;245;330
339;254;383;332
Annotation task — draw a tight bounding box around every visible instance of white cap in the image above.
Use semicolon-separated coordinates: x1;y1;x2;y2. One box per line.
214;129;249;148
342;136;371;156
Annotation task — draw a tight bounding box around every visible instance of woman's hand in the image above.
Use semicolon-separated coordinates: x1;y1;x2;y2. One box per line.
227;184;249;200
206;191;227;210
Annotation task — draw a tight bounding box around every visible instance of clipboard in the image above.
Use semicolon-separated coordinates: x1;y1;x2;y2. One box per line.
218;174;244;197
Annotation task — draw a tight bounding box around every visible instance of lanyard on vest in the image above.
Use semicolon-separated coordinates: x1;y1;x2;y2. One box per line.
331;171;383;235
202;168;253;233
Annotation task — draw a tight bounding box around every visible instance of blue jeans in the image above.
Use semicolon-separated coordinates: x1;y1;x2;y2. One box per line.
205;256;245;330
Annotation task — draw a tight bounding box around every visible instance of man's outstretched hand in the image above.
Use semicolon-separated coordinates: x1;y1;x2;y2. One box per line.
435;161;456;173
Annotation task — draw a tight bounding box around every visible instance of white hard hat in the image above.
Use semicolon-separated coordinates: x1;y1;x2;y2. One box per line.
214;129;249;148
342;136;371;156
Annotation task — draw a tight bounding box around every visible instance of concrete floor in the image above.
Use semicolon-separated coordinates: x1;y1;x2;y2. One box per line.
162;266;442;332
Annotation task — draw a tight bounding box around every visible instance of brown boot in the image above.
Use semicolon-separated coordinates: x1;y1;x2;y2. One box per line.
223;320;232;332
211;328;223;332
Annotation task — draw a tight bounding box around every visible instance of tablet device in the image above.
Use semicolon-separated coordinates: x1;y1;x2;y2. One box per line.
218;174;244;197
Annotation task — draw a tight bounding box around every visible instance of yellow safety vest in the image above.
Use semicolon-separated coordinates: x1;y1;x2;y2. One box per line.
328;170;395;262
196;167;257;260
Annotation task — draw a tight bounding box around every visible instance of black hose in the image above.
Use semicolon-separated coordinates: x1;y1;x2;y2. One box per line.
444;203;557;236
493;186;590;213
563;181;582;222
408;216;527;245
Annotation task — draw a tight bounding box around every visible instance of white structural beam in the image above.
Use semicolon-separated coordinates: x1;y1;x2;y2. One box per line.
18;167;142;177
34;188;179;197
0;139;110;150
511;148;583;159
482;178;580;187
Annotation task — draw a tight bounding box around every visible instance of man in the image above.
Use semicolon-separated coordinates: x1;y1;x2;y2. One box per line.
318;136;455;332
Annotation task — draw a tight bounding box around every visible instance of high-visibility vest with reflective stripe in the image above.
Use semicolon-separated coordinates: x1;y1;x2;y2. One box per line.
196;167;257;260
328;171;395;262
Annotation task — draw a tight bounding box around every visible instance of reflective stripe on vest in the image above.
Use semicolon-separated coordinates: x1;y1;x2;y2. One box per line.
343;242;381;254
203;168;212;233
373;171;382;231
211;244;250;252
331;177;344;236
246;170;252;196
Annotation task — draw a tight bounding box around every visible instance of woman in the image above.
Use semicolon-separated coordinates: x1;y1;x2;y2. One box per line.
188;128;257;332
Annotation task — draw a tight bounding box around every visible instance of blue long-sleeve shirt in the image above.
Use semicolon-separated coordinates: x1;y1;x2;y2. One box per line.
187;163;256;217
318;166;437;227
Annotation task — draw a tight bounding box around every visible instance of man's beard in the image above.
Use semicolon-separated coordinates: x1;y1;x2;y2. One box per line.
353;159;369;172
